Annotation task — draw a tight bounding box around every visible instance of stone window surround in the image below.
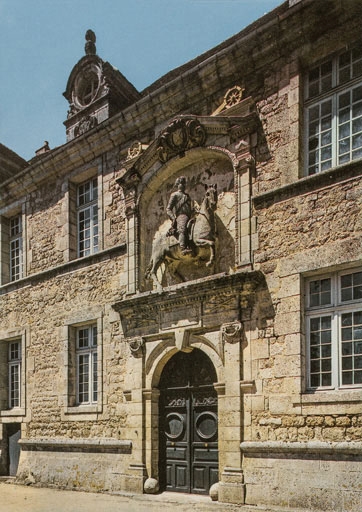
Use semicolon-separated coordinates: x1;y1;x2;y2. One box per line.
76;176;99;258
61;308;103;421
304;266;362;391
304;44;362;176
66;161;104;263
0;328;27;420
0;204;27;286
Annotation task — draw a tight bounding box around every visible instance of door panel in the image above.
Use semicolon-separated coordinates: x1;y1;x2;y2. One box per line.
159;349;218;495
191;390;218;494
162;390;190;492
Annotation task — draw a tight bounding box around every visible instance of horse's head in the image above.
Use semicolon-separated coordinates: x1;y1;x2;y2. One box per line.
204;184;218;211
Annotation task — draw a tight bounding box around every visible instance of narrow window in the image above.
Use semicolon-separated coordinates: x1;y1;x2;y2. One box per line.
8;341;21;408
77;178;98;257
9;215;23;281
76;325;98;404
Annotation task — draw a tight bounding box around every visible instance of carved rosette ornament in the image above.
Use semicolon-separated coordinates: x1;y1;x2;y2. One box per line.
211;85;246;116
221;321;243;344
224;86;244;108
127;336;144;356
74;115;98;137
157;118;206;163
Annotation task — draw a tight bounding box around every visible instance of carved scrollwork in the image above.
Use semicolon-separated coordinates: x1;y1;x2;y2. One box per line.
193;396;218;406
74;115;98;137
168;398;186;407
118;170;141;219
221;321;243;343
126;141;149;161
157;118;206;163
127;336;144;356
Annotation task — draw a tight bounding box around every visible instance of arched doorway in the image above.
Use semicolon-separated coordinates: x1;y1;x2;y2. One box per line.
158;348;218;494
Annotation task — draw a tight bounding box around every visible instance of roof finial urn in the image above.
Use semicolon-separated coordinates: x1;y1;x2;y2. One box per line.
85;29;96;55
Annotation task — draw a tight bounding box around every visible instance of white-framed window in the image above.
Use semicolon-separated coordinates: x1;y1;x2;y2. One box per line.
305;268;362;390
76;325;98;405
9;215;23;281
305;46;362;175
8;341;21;408
77;177;98;257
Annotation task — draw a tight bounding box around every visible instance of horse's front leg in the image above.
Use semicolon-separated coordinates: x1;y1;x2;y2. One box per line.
206;241;215;267
196;239;215;267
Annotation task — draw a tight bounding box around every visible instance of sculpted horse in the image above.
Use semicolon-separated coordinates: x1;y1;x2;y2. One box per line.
145;184;218;290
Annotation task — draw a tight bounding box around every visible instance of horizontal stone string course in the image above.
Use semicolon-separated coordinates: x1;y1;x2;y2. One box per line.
240;441;362;455
19;438;132;454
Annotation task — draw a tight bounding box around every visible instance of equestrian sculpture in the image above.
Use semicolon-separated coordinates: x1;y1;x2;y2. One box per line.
145;179;218;290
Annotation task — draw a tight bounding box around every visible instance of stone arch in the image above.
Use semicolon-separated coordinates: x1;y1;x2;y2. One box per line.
146;333;223;390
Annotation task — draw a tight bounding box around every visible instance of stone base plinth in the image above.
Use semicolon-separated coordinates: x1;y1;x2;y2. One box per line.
218;467;245;504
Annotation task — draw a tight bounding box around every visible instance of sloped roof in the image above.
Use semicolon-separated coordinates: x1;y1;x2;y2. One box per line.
0;143;28;183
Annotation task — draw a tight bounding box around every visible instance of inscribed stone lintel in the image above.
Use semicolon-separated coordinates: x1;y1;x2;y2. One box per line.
160;305;200;330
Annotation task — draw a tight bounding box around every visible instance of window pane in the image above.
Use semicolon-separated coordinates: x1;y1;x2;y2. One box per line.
355;371;362;384
309;278;331;307
309;315;332;388
354;341;362;354
341;310;362;385
78;354;89;403
342;372;353;385
341;272;362;301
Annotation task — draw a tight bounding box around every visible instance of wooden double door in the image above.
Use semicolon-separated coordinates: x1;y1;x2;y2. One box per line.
159;349;218;494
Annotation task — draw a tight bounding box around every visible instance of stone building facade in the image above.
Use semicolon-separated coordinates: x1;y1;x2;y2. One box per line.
0;1;361;511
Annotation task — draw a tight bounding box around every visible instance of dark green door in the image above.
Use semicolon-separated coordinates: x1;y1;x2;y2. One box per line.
159;349;218;494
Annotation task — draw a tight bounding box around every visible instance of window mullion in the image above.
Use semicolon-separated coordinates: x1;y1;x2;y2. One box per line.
332;311;339;389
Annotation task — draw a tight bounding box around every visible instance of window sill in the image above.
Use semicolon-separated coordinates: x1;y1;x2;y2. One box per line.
0;408;25;418
62;404;102;421
0;243;126;294
299;388;362;404
253;158;362;208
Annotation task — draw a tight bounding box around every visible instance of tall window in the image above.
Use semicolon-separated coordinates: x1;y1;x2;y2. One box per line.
306;269;362;390
8;341;21;408
77;178;98;257
76;325;98;405
9;215;23;281
305;46;362;175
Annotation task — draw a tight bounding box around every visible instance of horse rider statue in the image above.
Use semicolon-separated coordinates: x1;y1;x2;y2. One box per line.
166;176;193;255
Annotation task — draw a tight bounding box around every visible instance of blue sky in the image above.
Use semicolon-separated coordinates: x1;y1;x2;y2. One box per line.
0;0;281;161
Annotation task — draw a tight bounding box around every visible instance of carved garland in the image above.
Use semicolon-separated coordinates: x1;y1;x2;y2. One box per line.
221;321;243;344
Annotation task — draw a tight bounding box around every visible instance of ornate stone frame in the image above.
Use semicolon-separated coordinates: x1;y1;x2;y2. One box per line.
117;112;258;295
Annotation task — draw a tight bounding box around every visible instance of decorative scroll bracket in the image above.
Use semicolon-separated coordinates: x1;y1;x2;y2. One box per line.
127;336;144;357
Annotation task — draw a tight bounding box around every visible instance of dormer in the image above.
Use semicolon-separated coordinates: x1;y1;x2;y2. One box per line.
63;30;140;142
